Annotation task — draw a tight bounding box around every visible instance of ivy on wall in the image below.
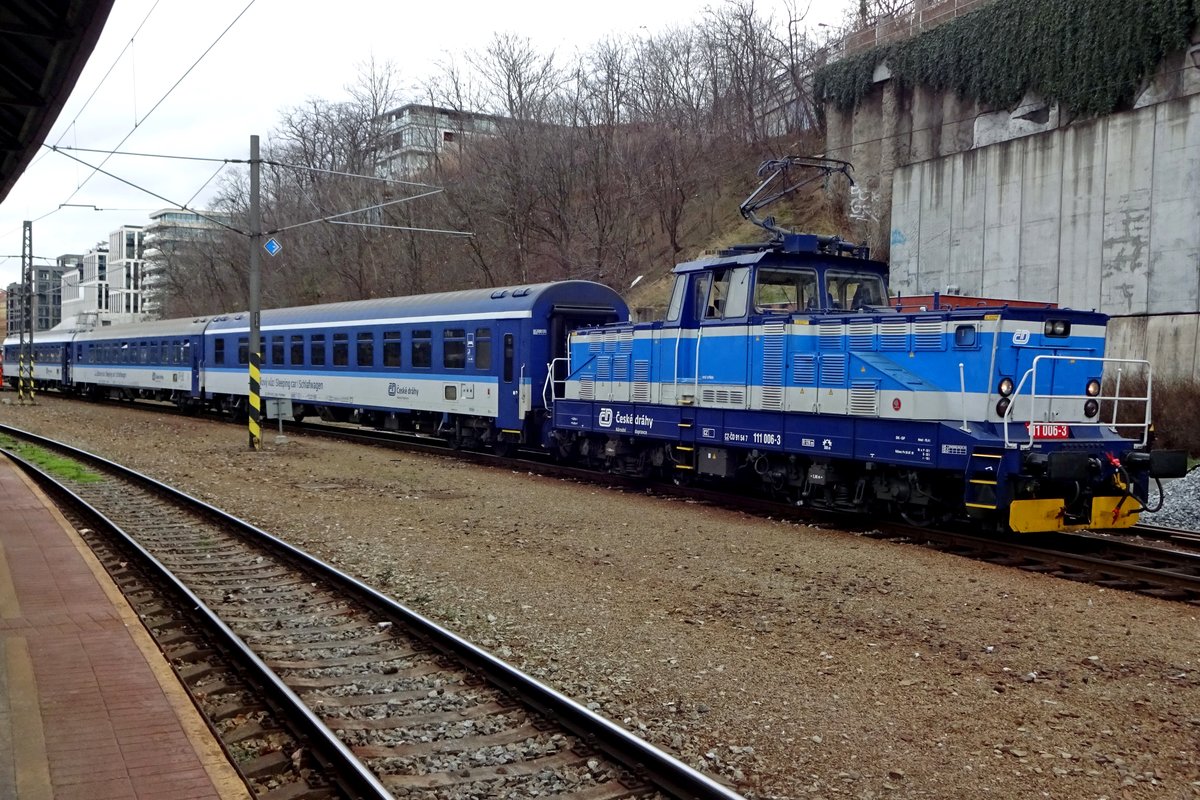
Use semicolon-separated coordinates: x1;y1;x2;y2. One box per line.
814;0;1200;118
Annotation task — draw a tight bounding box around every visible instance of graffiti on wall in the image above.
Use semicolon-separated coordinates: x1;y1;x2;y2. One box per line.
849;184;880;223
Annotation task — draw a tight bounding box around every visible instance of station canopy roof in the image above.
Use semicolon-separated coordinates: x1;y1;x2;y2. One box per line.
0;0;115;204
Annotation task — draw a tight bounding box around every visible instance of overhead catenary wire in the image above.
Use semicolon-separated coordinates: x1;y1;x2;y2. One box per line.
23;0;165;174
35;147;465;242
47;147;249;236
46;0;260;214
268;188;449;235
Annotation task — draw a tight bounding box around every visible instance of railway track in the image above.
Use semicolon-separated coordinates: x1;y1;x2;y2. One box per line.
9;398;1200;609
285;420;1200;605
0;424;744;800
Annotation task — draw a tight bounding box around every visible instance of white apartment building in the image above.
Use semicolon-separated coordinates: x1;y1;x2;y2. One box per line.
107;225;145;316
59;243;108;325
374;103;500;178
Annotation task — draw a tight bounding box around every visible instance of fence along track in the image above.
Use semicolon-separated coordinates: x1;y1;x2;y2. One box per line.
0;424;743;800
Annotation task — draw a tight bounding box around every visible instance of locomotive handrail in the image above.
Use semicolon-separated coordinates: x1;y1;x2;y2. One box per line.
1001;355;1152;449
543;357;567;406
542;355;597;406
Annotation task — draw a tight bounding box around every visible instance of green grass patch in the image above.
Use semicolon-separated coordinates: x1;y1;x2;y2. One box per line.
0;435;104;483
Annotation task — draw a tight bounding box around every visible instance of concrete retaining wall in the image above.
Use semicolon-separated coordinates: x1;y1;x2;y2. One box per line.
1108;313;1200;381
889;92;1200;317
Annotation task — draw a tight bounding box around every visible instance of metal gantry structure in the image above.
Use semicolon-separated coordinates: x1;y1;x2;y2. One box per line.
17;220;36;405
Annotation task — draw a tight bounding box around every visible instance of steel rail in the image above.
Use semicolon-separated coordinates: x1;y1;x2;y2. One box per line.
1;443;392;800
0;423;746;800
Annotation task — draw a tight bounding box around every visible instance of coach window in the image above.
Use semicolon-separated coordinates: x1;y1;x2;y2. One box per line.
357;332;374;367
475;328;491;370
140;342;150;364
238;337;249;365
444;328;466;369
289;335;303;365
503;334;515;382
333;333;349;366
214;338;225;365
412;329;432;368
271;336;284;365
383;331;402;367
311;334;326;366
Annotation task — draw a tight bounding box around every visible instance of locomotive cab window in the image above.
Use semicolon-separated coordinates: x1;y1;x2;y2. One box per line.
383;331;402;367
703;267;750;320
755;268;818;313
826;272;886;311
665;276;687;323
444;329;466;369
412;330;432;368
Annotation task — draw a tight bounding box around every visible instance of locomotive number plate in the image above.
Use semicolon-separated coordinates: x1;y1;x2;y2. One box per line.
1029;423;1070;439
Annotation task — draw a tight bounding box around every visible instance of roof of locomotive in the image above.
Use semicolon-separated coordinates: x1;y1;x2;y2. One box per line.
673;234;890;278
204;280;629;332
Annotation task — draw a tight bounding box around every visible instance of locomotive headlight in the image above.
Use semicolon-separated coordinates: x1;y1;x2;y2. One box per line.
1044;320;1071;337
1084;399;1100;417
1086;379;1101;397
998;377;1014;397
996;397;1011;417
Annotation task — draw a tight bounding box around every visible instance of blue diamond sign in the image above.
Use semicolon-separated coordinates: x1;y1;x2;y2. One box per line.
264;237;282;256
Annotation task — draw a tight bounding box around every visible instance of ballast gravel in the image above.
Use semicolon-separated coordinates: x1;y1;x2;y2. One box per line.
2;396;1198;800
1154;467;1200;530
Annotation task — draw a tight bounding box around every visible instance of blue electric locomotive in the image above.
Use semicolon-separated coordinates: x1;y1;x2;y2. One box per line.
547;158;1186;532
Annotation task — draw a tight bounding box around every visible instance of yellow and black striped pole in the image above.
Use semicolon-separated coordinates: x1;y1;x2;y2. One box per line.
248;349;262;450
17;350;29;404
247;134;262;451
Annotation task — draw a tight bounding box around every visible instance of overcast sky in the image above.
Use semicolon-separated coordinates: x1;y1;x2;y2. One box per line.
0;0;853;288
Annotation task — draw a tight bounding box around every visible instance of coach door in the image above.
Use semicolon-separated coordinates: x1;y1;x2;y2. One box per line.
494;326;521;429
190;338;201;394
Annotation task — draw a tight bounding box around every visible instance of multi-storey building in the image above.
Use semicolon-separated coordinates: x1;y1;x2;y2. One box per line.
60;242;109;325
142;208;231;315
107;225;145;316
5;260;66;335
374;103;500;178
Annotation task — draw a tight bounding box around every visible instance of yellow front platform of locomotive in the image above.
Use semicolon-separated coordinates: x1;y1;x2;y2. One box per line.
1009;497;1142;533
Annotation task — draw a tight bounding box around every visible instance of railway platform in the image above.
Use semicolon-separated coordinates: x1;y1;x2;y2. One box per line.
0;456;249;800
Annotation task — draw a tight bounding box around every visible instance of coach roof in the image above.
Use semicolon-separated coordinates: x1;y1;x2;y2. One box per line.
204;281;628;333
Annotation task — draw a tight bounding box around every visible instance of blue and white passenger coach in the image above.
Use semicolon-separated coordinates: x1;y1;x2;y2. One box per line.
202;282;627;448
549;232;1185;533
